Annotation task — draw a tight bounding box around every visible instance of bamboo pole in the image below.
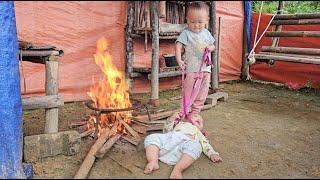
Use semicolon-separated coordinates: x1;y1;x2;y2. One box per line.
266;31;320;37
261;46;320;55
274;13;320;20
210;1;218;90
150;1;159;106
271;19;320;25
126;2;134;93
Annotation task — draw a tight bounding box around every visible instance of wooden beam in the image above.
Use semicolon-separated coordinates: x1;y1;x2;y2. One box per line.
125;1;135;93
80;129;95;138
74;128;111;179
133;109;179;122
95;133;121;159
271;19;320;25
254;53;320;64
265;31;320;38
20;50;63;57
150;1;160;105
22;95;64;110
148;70;182;79
119;119;141;141
210;1;218;90
260;52;320;59
274;13;320;20
130;72;143;78
45;58;59;133
261;46;320;56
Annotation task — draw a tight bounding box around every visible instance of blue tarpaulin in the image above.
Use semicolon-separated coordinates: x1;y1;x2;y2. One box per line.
244;1;252;52
0;2;26;178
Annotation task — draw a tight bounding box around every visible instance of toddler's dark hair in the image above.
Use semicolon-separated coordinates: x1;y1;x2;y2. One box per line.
186;1;209;15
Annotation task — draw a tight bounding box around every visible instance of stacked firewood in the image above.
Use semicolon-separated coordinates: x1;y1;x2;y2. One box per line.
133;1;186;30
71;107;170;178
133;1;151;30
166;1;185;24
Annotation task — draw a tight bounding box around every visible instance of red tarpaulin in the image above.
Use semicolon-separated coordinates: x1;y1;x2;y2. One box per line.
15;1;244;102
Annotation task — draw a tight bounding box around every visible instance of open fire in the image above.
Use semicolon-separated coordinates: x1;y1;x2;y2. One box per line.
87;37;132;136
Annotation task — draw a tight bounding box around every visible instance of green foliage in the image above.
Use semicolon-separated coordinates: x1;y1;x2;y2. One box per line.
252;1;320;14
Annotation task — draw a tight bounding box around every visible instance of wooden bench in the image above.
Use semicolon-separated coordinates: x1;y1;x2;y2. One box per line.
19;41;64;133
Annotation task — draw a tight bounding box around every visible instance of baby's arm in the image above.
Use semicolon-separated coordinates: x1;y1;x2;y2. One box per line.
175;42;185;70
198;131;222;163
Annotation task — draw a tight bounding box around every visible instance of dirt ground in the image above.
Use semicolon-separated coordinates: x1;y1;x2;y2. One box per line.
23;81;320;179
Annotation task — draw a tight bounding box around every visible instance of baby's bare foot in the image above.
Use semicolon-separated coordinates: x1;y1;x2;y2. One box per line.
170;169;182;179
144;160;159;174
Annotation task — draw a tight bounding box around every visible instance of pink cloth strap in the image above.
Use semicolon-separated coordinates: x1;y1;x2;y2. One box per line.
174;48;212;128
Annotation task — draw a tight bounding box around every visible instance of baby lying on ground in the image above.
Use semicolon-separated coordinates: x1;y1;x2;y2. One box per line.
143;113;222;179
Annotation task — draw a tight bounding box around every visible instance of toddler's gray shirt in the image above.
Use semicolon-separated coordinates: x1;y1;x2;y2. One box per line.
176;28;215;73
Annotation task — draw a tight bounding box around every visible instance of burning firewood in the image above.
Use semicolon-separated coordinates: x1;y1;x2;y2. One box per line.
119;119;141;141
121;134;140;146
131;123;147;134
80;128;95;138
74;128;111;179
95;133;121;158
75;37;147;178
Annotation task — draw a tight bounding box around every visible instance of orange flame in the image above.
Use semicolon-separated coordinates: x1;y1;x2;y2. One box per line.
87;37;132;134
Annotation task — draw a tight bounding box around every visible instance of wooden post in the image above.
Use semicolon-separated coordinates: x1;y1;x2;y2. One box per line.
217;17;222;83
210;1;218;90
126;1;134;93
45;56;59;133
150;1;159;106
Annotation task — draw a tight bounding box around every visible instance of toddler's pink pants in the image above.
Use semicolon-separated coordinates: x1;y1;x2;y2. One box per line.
181;72;211;115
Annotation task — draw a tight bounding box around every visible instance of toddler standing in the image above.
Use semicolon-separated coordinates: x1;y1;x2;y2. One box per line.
175;1;215;125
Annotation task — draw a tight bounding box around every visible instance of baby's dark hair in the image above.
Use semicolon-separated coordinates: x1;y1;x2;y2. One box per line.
186;1;209;15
